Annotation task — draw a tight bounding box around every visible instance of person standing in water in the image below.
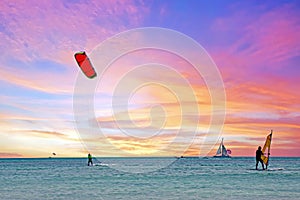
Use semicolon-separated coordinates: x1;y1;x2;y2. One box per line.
256;146;265;170
87;153;93;166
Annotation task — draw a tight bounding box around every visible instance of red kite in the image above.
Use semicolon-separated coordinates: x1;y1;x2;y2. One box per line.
74;51;97;78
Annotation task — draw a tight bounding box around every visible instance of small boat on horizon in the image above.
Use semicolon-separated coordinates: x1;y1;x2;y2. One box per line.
213;138;231;158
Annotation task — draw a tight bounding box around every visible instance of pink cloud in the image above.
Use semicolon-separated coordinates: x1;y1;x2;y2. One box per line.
244;5;300;64
0;152;23;158
211;2;300;81
0;0;150;64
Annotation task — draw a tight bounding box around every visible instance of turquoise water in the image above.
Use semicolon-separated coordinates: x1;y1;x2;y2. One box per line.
0;157;299;200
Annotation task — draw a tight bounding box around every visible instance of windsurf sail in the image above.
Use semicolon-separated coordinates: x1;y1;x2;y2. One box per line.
74;51;97;79
261;130;273;169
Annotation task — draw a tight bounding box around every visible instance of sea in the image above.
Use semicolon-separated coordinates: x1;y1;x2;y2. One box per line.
0;157;299;200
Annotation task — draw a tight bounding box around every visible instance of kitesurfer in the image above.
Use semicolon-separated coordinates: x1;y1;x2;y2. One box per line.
87;153;93;166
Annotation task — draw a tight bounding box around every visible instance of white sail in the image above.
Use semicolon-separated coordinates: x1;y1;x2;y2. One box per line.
222;145;228;156
216;144;222;155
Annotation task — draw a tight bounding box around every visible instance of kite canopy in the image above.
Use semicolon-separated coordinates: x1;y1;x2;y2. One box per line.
74;51;97;78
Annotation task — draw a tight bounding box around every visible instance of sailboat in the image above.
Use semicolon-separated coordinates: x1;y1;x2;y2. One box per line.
214;138;231;158
261;130;273;169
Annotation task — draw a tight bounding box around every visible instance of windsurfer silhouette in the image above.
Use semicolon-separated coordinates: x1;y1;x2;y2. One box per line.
256;146;265;170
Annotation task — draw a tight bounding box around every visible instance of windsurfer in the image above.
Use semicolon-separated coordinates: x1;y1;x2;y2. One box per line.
255;146;265;170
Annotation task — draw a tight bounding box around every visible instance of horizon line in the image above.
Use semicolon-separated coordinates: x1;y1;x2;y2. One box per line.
1;156;300;159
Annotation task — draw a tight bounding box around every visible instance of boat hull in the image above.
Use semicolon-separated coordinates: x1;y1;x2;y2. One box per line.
213;155;231;158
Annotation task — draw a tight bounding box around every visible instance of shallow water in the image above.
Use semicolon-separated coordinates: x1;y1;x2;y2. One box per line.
0;157;299;200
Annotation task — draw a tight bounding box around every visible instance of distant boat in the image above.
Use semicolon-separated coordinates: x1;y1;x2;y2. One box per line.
214;138;231;158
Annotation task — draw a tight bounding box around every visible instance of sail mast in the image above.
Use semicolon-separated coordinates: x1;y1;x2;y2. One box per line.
266;130;273;169
221;138;224;155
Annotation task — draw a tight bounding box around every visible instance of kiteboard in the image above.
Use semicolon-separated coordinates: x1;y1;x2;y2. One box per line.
93;163;115;167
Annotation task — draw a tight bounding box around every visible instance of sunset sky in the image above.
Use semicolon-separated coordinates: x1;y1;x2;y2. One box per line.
0;0;299;158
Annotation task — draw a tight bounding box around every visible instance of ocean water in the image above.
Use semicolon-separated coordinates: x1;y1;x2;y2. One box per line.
0;157;299;200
